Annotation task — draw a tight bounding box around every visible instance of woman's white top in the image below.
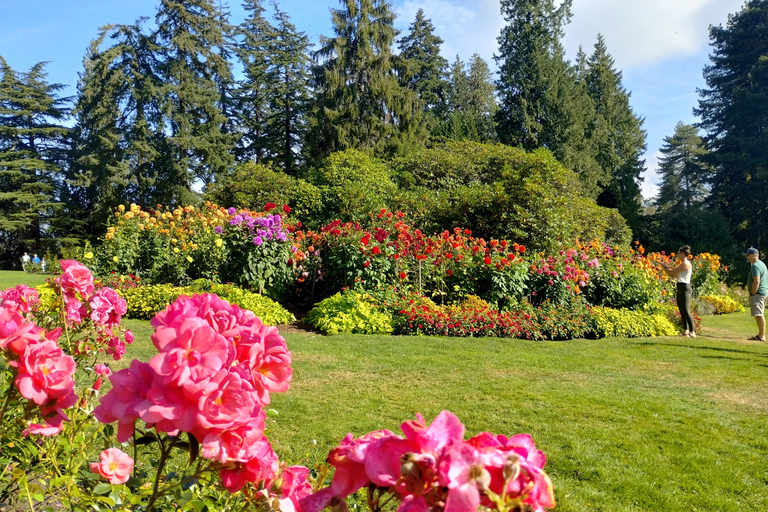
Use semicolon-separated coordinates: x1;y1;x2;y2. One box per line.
676;262;692;284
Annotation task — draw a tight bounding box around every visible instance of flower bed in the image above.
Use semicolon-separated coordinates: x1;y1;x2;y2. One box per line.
0;262;555;511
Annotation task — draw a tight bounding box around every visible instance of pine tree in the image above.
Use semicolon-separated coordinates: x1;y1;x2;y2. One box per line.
67;22;164;236
584;34;646;226
0;57;69;262
436;54;497;142
306;0;427;160
233;0;275;164
655;122;712;212
396;9;449;117
265;3;312;174
494;0;599;193
154;0;236;199
695;0;768;247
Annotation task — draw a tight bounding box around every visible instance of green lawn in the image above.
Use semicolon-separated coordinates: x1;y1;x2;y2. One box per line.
0;270;50;289
3;271;767;511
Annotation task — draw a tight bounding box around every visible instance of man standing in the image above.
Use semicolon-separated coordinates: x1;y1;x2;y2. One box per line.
21;252;30;271
745;247;767;341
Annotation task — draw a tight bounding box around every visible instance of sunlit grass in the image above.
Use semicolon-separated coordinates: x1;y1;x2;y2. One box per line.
3;271;767;510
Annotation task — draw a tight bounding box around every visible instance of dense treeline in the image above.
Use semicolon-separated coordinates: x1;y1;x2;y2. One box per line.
0;0;766;273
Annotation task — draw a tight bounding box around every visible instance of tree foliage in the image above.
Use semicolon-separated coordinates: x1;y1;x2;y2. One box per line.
655;122;711;212
696;0;768;248
306;0;427;160
0;57;69;264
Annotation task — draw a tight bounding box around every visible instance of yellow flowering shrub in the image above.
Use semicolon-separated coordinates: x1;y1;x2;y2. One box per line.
590;306;678;338
700;294;745;314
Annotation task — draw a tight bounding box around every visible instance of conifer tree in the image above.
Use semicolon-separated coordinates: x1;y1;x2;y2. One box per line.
494;0;599;193
306;0;427;160
655;122;712;213
696;0;768;247
396;9;449;118
436;54;497;142
584;34;646;226
67;22;164;236
153;0;236;199
0;57;68;261
265;3;312;175
233;0;275;164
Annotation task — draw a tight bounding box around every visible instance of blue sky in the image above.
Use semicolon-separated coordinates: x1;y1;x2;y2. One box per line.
0;0;742;199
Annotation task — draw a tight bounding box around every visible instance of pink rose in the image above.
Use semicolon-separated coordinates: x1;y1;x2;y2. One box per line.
94;363;112;376
23;422;64;437
94;360;157;442
13;339;76;405
56;260;95;300
0;303;43;353
90;448;134;484
219;439;278;493
279;466;314;512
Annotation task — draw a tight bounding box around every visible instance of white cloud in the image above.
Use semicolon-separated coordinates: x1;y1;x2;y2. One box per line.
563;0;739;69
393;0;738;71
395;0;504;65
641;150;664;200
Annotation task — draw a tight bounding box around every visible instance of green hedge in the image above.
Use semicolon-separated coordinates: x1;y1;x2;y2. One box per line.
120;282;295;325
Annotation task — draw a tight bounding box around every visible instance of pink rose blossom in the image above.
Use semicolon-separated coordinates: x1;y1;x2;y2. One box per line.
219;439;279;493
90;448;134;484
0;303;44;353
13;339;76;406
124;329;134;344
23;422;64;437
1;285;40;315
56;260;95;300
94;359;157;442
94;363;111;376
279;466;314;512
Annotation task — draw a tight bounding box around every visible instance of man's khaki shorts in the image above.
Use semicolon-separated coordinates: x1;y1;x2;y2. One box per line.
750;293;766;316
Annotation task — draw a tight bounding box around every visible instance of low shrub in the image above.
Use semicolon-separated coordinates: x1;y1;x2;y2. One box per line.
305;292;393;335
700;294;745;314
119;282;294;325
590;306;678;338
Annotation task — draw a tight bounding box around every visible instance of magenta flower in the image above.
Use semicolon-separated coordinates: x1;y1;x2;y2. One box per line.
90;448;134;484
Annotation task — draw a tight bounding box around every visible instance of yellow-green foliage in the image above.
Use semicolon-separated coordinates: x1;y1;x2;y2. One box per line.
306;292;393;335
590;306;678;339
120;284;294;325
700;295;745;314
35;283;58;311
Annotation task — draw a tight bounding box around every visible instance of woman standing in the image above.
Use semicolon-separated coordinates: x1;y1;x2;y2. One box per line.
659;245;695;337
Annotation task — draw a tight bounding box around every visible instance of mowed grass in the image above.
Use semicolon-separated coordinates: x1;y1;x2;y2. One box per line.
3;272;768;511
0;270;50;289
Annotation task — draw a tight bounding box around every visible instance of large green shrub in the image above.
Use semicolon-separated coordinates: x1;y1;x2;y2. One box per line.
206;162;323;224
390;141;631;249
305;292;393;335
306;150;397;225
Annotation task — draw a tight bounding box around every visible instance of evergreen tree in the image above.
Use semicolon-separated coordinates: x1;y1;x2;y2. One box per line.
0;57;68;264
465;54;498;143
153;0;236;199
584;34;646;227
67;22;164;236
306;0;427;160
265;3;312;174
695;0;768;247
436;54;497;142
233;0;275;164
494;0;599;194
396;9;449;117
655;122;711;213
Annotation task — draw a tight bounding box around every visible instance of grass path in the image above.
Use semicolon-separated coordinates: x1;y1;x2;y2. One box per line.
2;270;767;511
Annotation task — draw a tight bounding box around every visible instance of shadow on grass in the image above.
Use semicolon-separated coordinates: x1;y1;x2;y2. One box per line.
633;341;768;358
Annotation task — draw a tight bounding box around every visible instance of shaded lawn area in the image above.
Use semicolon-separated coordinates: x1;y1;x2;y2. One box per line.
3;271;767;511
